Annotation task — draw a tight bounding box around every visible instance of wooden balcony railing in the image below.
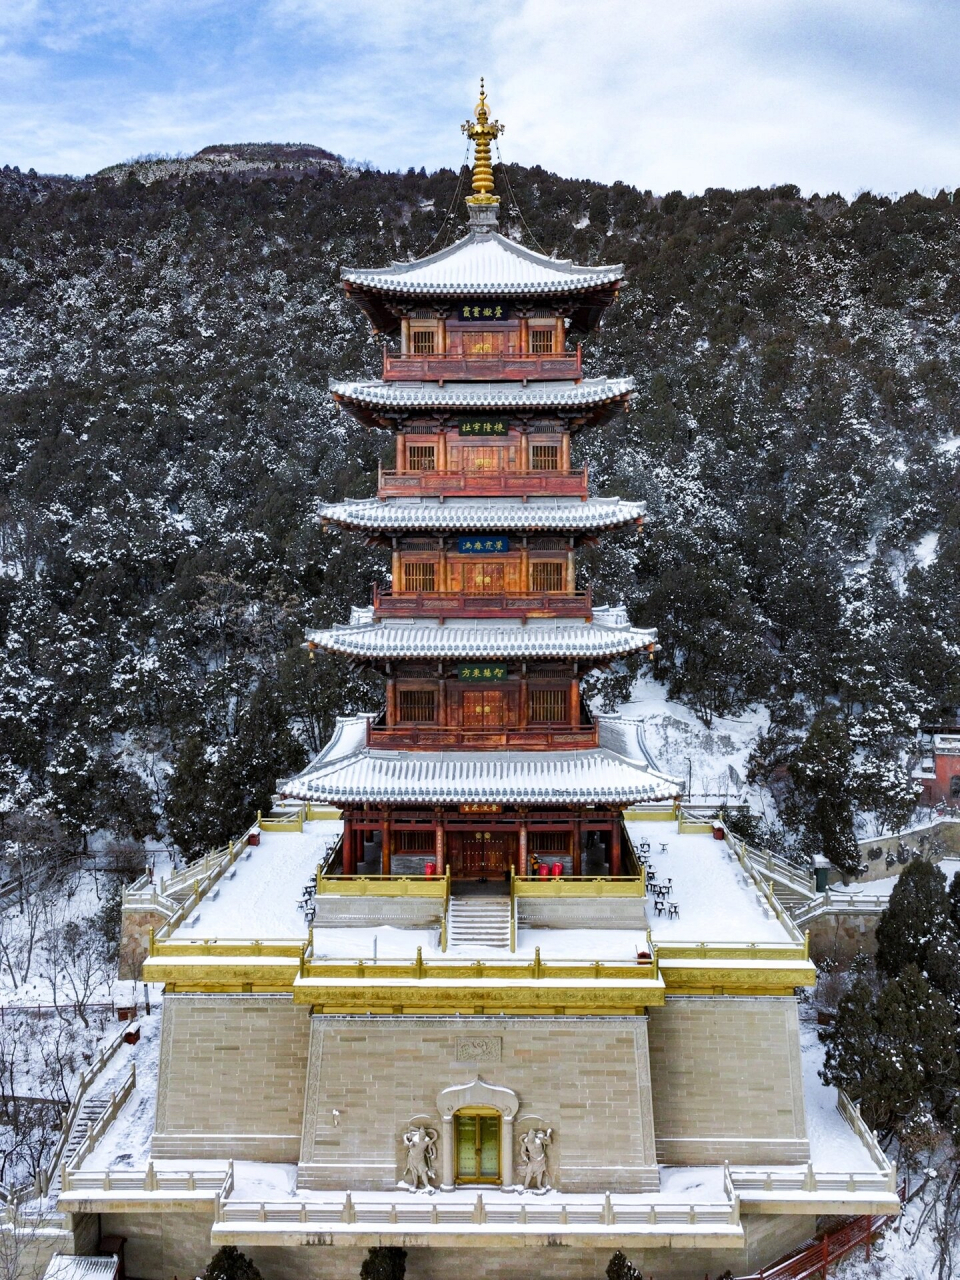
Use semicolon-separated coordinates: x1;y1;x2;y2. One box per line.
372;585;592;621
366;722;600;751
377;465;590;500
383;346;582;382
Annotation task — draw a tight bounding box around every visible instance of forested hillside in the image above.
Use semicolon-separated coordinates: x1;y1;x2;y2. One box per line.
1;147;958;870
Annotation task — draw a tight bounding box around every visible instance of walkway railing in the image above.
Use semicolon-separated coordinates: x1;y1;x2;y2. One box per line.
213;1187;739;1231
43;1022;135;1194
733;1184;904;1280
59;1065;136;1194
62;1157;233;1198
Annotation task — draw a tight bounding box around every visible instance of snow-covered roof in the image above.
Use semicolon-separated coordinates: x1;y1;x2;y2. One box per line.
44;1258;118;1280
308;607;656;661
318;495;645;534
342;231;623;297
330;376;634;411
281;713;680;805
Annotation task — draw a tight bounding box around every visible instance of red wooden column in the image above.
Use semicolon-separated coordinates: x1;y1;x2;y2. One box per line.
435;821;445;875
386;679;397;726
518;825;528;877
343;813;356;876
609;820;621;878
572;822;582;878
381;816;391;877
570;678;580;728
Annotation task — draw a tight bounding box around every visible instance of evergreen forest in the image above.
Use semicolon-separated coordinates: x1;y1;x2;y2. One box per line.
1;145;958;870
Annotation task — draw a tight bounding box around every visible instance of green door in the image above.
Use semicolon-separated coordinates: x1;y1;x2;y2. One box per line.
455;1113;501;1183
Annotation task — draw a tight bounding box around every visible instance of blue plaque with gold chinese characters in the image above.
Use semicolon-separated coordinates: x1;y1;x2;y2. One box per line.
458;536;509;554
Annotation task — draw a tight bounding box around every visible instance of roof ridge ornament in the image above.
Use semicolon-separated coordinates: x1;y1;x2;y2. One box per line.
462;78;504;233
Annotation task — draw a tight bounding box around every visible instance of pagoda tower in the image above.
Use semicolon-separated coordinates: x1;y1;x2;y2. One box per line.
283;85;679;876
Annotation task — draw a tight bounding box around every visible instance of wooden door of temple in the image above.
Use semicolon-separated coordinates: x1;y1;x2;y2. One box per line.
454;1111;501;1184
462;445;500;472
462;690;505;728
450;830;517;878
463;562;505;594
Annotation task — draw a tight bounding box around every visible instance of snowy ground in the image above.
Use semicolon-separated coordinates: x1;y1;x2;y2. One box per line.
831;858;960;902
797;1016;879;1173
617;672;768;803
627;819;791;943
172;821;341;940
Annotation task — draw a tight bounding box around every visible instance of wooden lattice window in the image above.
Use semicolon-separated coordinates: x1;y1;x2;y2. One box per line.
398;689;437;722
531;832;568;853
412;329;436;355
397;830;436;851
530;328;554;354
531;444;559;471
529;688;568;722
407;444;436;471
531;561;564;592
403;561;436;593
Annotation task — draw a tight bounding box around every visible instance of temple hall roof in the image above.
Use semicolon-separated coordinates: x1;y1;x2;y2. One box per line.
342;231;623;298
317;495;645;535
330;375;634;414
307;607;656;662
281;713;681;805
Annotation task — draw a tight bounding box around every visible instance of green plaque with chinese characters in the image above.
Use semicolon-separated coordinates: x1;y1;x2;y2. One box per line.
458;664;508;682
458;536;509;554
458;301;509;322
459;418;508;437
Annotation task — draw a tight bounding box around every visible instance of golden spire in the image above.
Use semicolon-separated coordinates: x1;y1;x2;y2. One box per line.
462;78;504;208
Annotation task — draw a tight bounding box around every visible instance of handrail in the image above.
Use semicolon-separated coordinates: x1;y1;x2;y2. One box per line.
512;874;646;898
299;954;660;981
44;1022;135;1190
59;1064;136;1193
441;867;451;953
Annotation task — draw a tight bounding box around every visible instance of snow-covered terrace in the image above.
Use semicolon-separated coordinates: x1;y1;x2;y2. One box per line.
167;816;795;957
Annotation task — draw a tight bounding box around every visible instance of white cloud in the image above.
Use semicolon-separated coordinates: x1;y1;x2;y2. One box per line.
1;0;959;192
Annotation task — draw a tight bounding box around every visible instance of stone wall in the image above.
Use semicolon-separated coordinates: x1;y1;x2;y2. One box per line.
850;819;960;884
648;996;808;1165
516;898;649;930
118;907;169;980
310;896;443;928
152;994;310;1160
808;911;880;964
96;1209;813;1280
298;1015;658;1193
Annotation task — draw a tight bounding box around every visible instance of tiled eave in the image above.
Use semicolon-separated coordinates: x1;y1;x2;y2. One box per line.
316;496;645;535
330;376;634;413
306;608;655;663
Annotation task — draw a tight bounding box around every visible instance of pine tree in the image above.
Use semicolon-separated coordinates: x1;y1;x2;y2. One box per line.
790;710;861;876
203;1246;262;1280
606;1250;642;1280
875;859;951;980
360;1246;407;1280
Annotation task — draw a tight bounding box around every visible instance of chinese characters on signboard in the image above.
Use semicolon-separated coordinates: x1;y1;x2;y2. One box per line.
458;664;508;682
458;419;508;437
459;803;502;814
457;536;509;554
459;302;509;321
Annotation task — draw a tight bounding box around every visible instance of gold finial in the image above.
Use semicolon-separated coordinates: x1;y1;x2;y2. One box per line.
462;77;504;208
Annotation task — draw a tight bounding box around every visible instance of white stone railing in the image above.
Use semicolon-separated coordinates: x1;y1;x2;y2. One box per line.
63;1158;233;1198
724;836;807;945
792;889;890;927
59;1065;136;1192
44;1022;136;1192
729;1089;896;1199
214;1189;740;1230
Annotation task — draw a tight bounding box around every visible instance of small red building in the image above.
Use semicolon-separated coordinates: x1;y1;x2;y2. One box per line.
915;731;960;806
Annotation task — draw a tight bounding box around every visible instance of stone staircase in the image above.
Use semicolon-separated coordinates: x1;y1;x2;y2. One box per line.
447;897;511;949
49;1094;112;1195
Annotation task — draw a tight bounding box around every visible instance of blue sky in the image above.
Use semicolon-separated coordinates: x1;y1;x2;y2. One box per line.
2;0;960;195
